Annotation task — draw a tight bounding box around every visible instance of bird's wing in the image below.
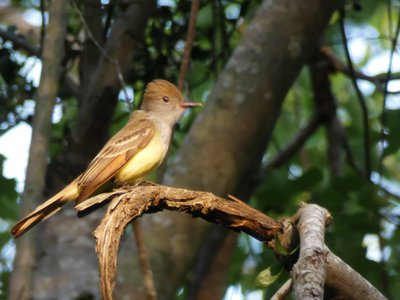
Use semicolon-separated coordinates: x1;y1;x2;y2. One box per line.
76;117;155;202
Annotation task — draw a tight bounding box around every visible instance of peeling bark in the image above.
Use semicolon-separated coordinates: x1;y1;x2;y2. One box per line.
73;186;385;300
73;184;280;299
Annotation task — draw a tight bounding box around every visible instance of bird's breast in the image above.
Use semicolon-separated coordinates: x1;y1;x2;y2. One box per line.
114;130;169;184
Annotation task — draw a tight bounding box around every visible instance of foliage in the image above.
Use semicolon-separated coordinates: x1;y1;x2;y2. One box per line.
0;155;17;299
0;0;399;299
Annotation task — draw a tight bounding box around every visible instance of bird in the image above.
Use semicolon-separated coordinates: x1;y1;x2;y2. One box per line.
11;79;202;238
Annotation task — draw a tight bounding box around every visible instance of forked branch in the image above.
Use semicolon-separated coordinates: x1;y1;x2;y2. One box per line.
75;184;281;300
76;185;387;300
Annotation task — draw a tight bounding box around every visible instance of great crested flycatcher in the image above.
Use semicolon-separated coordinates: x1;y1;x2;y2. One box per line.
11;79;201;238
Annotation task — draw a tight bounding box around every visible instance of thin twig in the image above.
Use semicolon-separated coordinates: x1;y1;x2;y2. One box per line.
343;134;366;178
320;46;400;87
263;114;323;172
132;220;157;300
40;0;46;55
339;9;371;179
271;279;293;300
177;0;201;91
0;29;40;56
71;0;132;112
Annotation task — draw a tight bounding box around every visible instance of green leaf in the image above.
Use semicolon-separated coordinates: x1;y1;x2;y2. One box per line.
255;263;284;288
383;109;400;157
0;156;18;220
196;4;213;30
275;234;299;256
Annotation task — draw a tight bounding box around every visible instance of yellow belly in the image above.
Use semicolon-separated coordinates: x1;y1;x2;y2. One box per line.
115;132;167;184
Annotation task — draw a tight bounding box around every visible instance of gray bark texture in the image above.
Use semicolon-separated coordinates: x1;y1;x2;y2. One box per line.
8;1;70;299
291;204;330;300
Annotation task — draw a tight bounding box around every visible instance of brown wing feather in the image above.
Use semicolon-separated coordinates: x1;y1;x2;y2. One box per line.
76;116;155;202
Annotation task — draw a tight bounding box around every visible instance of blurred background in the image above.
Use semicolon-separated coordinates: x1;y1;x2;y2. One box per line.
0;0;399;299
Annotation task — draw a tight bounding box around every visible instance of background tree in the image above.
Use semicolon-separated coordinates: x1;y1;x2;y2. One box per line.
0;0;399;299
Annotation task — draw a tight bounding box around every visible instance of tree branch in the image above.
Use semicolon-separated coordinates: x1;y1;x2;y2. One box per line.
264;114;323;172
177;0;201;91
0;27;80;97
132;220;157;300
324;247;386;300
74;184;281;300
339;10;371;179
310;47;343;176
320;46;400;88
271;279;293;300
291;204;331;300
277;204;387;300
0;28;40;56
73;185;387;300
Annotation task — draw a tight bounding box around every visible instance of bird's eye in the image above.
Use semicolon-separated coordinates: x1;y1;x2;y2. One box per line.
162;96;169;103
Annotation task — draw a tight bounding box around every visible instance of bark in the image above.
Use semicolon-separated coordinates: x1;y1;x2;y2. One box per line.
78;186;386;300
8;1;70;299
277;205;387;300
291;204;330;300
128;0;343;299
188;230;237;300
271;279;293;300
324;248;387;300
72;184;280;300
79;0;104;97
310;49;343;176
30;2;156;299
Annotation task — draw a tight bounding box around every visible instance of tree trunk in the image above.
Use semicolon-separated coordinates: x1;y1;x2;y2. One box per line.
8;1;70;299
128;0;344;299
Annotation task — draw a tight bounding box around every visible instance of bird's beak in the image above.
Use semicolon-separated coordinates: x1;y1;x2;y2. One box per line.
180;101;203;109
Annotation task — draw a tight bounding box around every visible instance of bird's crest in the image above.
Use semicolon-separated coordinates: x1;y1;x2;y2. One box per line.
144;79;183;101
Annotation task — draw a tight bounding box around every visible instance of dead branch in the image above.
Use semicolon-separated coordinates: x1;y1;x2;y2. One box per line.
76;186;387;300
75;184;281;300
291;204;331;300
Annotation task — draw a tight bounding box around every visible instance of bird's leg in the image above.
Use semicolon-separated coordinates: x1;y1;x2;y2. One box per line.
135;180;160;187
114;179;159;189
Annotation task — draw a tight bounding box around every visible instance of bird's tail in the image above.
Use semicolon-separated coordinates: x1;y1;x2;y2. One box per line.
11;182;79;238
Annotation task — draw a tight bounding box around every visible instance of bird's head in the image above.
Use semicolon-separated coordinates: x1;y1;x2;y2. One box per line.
141;79;202;123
